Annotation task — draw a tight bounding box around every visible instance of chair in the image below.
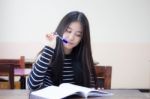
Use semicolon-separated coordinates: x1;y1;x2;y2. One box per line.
0;56;25;89
0;56;25;68
0;64;14;89
95;66;112;89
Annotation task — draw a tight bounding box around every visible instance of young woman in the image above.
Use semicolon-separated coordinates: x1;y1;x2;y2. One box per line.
27;11;98;90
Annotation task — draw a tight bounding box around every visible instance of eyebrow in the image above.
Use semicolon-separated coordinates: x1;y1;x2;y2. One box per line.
67;27;82;33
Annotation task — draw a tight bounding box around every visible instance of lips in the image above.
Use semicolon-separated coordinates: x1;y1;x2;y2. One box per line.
68;42;74;45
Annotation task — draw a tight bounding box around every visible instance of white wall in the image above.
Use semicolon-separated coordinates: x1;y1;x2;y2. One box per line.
0;0;150;89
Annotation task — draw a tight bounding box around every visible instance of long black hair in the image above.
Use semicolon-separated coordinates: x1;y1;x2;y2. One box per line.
49;11;97;88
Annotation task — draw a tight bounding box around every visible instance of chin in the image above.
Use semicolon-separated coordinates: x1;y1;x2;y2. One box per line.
64;45;74;50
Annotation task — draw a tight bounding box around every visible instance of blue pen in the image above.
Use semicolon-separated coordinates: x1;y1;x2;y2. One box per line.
54;32;68;44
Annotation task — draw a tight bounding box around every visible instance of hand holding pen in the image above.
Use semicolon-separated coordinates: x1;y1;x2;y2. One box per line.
46;32;68;49
53;32;68;44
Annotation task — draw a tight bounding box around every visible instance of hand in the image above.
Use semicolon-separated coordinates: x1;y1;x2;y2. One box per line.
45;33;57;49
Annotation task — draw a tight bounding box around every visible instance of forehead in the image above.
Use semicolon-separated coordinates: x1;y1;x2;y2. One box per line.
67;21;82;32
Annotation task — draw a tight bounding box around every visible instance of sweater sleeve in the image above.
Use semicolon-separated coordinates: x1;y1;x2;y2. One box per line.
27;46;54;90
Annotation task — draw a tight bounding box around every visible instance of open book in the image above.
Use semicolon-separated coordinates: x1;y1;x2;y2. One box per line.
30;83;113;99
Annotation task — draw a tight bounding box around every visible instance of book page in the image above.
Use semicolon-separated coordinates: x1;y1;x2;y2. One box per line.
88;90;114;97
60;83;113;97
31;85;82;99
31;86;61;99
31;83;113;99
59;83;96;97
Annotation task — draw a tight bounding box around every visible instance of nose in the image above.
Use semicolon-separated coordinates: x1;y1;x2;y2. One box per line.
68;33;75;41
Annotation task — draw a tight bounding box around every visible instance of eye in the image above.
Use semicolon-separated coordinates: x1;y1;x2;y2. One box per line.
66;28;72;33
75;32;82;37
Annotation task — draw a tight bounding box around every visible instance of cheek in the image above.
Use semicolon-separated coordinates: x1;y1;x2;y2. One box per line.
75;38;82;44
62;33;68;39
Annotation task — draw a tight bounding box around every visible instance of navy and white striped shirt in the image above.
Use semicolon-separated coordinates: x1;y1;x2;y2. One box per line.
27;46;95;90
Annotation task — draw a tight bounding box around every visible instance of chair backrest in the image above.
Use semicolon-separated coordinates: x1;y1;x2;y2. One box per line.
95;66;112;89
0;56;25;68
0;64;14;89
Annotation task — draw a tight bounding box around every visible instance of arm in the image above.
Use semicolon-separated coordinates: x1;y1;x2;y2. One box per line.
27;46;54;90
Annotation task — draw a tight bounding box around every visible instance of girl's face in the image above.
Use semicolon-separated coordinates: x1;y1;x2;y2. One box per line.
63;21;82;54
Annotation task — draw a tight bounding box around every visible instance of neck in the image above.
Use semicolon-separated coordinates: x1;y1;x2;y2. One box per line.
64;48;72;55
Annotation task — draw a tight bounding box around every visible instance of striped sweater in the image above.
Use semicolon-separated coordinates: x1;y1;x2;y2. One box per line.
27;46;95;90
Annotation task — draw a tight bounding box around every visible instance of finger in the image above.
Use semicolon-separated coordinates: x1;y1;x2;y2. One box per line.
46;33;57;41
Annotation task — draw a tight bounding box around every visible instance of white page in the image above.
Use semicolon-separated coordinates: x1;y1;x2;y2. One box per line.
60;83;113;97
59;83;96;97
31;86;61;99
31;83;113;99
31;85;81;99
88;90;114;97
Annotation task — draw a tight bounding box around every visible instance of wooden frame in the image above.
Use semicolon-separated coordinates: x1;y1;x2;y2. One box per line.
0;56;25;68
0;64;14;89
0;56;25;89
95;66;112;89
